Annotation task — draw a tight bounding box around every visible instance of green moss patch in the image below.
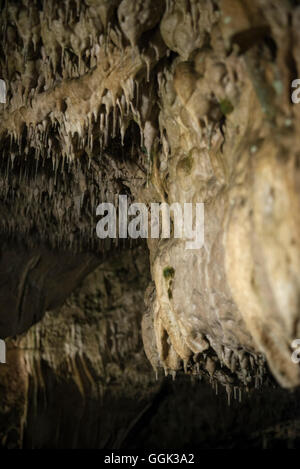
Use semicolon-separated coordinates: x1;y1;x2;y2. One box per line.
163;266;175;280
219;98;234;116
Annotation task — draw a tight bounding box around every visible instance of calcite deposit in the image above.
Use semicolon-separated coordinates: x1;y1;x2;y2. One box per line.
1;0;300;448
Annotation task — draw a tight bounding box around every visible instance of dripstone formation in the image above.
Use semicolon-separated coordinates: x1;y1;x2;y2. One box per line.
1;0;300;448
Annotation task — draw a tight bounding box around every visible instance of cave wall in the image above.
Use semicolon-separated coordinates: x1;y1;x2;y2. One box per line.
2;245;300;449
1;0;300;448
0;246;160;448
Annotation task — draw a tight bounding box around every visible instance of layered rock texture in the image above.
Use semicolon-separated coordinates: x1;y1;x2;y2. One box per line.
1;0;300;448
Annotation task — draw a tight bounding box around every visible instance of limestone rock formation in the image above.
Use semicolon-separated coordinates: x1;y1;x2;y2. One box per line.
1;0;300;449
0;247;159;448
